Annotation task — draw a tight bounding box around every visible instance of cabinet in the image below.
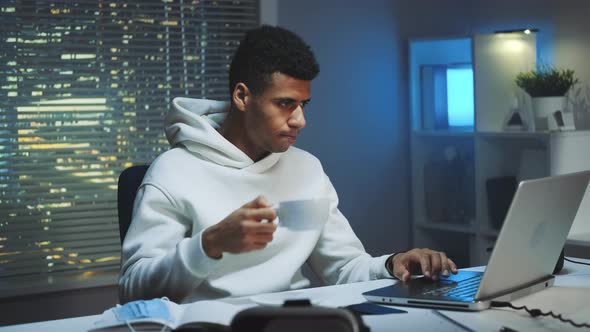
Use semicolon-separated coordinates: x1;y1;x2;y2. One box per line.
410;33;555;267
410;33;590;266
550;131;590;258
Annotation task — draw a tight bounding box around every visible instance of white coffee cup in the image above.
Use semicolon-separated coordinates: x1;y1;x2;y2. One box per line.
273;198;330;231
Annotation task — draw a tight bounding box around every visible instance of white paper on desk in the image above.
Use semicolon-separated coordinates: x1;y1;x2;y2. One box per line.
511;286;590;324
90;300;242;331
443;287;590;332
175;300;243;326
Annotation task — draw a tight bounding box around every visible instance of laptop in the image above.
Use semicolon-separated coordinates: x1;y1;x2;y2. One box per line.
363;171;590;311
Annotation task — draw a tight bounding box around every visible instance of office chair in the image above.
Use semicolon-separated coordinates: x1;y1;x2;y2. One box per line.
117;165;150;244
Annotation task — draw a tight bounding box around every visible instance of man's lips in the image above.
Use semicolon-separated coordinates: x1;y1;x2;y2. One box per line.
280;132;298;139
280;133;298;142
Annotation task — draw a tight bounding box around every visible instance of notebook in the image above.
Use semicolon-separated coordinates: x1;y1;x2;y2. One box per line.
363;171;590;311
89;299;242;332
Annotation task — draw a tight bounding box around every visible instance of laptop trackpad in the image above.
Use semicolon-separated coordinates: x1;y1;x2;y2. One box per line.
438;270;482;282
363;270;482;299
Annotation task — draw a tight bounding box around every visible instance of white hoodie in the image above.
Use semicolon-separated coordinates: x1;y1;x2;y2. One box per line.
118;97;392;303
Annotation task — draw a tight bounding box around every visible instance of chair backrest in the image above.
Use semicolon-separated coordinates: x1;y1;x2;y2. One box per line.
117;165;150;244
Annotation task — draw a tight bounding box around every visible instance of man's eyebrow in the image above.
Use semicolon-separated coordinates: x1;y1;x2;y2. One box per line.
272;97;312;104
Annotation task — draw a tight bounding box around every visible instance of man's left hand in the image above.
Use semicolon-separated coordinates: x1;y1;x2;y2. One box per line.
388;248;458;282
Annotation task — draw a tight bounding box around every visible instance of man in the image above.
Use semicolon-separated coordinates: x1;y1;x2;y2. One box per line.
119;25;457;304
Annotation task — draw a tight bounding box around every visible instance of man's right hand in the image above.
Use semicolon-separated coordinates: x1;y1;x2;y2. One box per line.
202;196;277;259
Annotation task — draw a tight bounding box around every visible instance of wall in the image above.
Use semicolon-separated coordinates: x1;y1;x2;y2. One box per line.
393;0;590;84
276;0;590;258
552;2;590;87
277;0;410;256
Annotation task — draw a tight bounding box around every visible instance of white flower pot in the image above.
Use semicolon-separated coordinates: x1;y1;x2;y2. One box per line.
532;96;566;131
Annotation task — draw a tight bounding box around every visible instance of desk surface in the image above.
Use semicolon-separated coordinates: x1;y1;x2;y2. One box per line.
2;259;589;332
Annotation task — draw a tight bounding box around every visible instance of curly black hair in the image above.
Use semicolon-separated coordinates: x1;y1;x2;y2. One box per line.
229;25;320;96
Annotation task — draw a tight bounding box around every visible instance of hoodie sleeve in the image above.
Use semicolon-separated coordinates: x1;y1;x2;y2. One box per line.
307;174;393;285
118;183;220;303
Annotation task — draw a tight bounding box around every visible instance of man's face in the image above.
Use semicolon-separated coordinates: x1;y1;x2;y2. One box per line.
242;72;311;157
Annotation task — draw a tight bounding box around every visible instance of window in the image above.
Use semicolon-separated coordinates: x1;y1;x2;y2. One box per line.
446;66;474;128
0;0;258;284
410;37;474;131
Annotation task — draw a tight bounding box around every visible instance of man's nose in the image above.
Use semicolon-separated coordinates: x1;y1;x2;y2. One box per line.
288;106;306;129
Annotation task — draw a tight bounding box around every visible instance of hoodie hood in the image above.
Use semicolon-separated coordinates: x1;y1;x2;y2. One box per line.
165;97;281;171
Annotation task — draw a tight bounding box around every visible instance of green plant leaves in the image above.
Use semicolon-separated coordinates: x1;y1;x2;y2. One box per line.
515;67;579;97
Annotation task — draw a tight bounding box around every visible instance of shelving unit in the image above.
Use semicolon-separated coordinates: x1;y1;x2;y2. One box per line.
409;33;541;267
550;131;590;258
409;33;590;266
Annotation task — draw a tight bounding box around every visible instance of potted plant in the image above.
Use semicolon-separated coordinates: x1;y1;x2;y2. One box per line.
515;66;578;131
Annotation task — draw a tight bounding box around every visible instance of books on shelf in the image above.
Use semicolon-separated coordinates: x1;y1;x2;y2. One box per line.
89;298;244;332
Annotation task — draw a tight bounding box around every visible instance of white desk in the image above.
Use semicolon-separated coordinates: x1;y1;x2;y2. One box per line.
2;259;589;332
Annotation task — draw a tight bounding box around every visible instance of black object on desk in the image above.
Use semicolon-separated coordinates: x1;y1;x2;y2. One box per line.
345;302;406;315
554;248;565;274
231;299;370;332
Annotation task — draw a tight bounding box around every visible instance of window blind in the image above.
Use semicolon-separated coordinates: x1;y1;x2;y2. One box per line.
0;0;259;280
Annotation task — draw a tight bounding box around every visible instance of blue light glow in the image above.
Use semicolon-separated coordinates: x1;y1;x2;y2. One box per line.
446;67;474;127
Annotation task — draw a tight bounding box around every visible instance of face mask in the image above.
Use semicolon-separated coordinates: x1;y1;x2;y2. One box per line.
114;298;171;322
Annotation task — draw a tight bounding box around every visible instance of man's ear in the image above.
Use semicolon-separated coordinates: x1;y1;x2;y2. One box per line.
232;82;251;112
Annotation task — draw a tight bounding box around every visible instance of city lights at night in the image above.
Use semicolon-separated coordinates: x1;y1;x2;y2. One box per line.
0;0;258;279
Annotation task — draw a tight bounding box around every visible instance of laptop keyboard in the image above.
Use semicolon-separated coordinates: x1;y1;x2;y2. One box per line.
421;274;482;299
